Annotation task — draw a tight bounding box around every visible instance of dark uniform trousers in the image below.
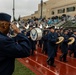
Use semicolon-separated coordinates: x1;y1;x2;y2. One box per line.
60;34;69;61
0;32;31;75
42;30;49;54
26;31;36;55
42;34;48;54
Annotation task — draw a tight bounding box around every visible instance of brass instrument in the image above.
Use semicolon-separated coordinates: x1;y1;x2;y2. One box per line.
68;37;75;45
56;37;64;44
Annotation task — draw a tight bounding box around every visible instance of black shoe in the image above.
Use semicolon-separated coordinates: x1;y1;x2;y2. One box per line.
59;57;62;61
47;60;51;65
47;58;50;62
69;53;72;57
31;53;34;56
47;61;50;65
63;60;68;62
50;64;56;67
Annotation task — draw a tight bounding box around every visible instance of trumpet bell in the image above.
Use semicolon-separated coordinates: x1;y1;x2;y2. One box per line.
16;23;20;28
56;37;64;44
68;37;75;45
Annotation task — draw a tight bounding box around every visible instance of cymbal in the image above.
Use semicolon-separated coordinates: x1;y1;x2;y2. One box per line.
56;37;64;44
68;37;75;45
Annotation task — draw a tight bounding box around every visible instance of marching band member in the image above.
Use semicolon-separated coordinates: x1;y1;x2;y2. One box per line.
55;29;59;57
42;29;49;54
47;26;58;67
26;26;36;55
60;28;64;36
60;29;69;62
69;30;76;58
0;13;31;75
68;29;73;37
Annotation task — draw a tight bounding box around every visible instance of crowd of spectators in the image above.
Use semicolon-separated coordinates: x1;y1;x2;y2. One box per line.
16;14;76;32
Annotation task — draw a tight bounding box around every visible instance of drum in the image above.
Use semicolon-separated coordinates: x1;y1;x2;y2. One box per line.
30;28;42;41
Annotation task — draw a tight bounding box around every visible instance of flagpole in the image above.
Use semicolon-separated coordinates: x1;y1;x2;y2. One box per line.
13;0;15;21
40;0;43;19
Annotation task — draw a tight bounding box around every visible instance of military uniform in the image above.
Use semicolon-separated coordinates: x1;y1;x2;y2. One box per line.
69;33;76;58
60;34;69;62
42;30;48;54
0;32;31;75
54;32;59;57
47;31;58;66
26;30;36;55
0;13;31;75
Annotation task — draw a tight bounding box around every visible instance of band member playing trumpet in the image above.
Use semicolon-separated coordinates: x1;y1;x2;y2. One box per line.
47;26;58;67
60;29;69;62
0;13;31;75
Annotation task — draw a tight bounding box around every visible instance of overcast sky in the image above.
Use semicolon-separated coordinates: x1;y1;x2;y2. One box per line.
0;0;48;19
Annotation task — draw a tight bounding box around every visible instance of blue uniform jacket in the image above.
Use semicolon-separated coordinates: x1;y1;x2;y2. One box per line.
61;34;69;54
0;32;31;75
47;32;58;58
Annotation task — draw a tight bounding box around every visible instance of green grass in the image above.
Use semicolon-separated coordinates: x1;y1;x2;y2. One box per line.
13;60;35;75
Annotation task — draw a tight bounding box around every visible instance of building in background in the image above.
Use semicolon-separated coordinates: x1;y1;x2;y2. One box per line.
22;0;76;20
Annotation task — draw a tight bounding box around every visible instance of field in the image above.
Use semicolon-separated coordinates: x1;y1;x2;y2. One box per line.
13;60;35;75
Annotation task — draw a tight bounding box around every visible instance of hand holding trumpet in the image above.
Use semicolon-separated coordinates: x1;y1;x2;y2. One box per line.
10;22;21;34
